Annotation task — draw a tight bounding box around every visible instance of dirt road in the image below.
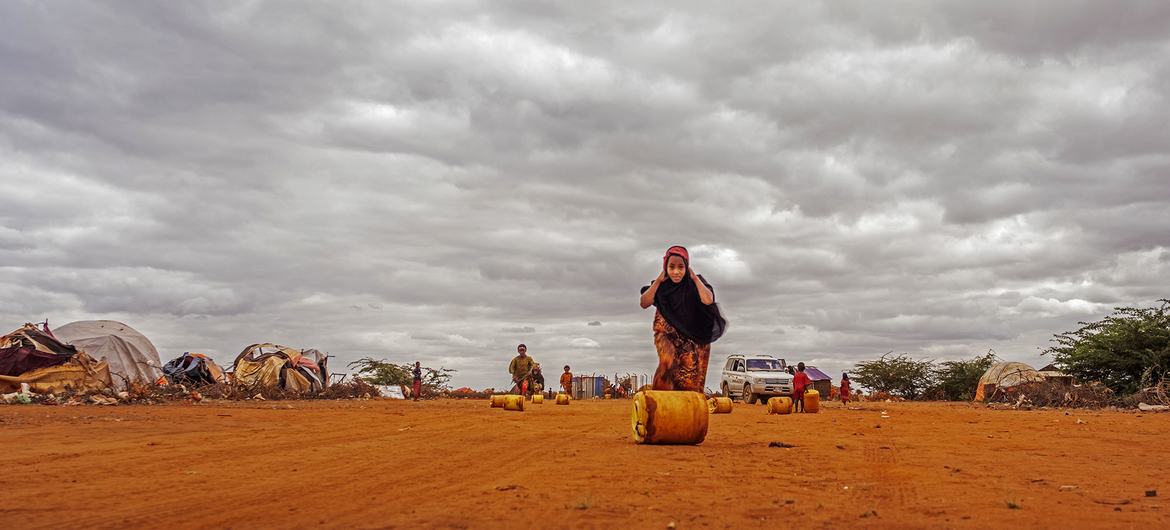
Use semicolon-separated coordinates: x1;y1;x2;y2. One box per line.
2;398;1166;529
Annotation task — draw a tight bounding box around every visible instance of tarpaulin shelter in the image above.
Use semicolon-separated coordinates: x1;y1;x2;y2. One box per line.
0;323;76;376
973;362;1046;402
1038;363;1074;386
232;343;329;392
0;323;112;393
52;320;163;389
805;366;833;399
162;352;227;386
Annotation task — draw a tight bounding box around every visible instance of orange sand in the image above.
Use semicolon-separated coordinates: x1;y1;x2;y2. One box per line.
2;399;1166;529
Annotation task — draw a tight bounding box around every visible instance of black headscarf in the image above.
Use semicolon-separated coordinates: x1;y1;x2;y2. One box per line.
640;246;727;344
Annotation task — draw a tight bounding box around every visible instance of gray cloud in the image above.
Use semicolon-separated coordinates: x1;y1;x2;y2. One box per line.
2;1;1167;388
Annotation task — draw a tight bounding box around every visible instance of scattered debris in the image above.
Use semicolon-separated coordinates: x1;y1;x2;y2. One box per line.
1059;485;1078;492
666;522;676;529
1137;402;1169;412
1076;419;1087;425
860;510;878;518
835;444;846;450
1146;490;1157;498
495;484;520;491
768;441;796;448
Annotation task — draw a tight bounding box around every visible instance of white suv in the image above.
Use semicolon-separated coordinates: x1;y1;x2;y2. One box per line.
719;354;793;404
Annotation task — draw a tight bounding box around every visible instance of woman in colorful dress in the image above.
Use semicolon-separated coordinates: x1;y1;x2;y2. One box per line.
639;245;727;392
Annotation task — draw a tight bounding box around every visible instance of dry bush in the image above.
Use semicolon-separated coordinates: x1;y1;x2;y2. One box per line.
1129;378;1170;407
987;380;1117;409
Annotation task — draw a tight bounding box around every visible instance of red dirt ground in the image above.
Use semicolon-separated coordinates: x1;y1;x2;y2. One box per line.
1;398;1166;529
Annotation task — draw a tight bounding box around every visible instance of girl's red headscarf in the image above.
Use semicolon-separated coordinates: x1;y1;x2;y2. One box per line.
663;245;689;269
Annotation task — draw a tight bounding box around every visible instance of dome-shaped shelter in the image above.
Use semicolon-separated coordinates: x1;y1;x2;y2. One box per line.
973;361;1045;402
52;320;163;388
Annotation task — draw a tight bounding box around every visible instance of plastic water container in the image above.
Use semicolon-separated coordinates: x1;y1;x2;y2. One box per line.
767;396;793;414
804;389;820;413
630;390;709;445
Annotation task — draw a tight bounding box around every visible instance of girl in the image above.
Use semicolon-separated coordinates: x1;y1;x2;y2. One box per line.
639;245;727;392
840;372;852;404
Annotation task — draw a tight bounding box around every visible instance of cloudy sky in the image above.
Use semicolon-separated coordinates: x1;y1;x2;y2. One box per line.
2;1;1168;390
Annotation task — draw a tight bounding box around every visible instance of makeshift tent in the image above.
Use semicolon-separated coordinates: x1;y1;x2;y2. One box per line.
232;343;329;392
973;362;1045;402
0;323;111;393
0;323;76;376
805;366;833;399
162;352;227;386
53;320;163;389
1038;363;1074;386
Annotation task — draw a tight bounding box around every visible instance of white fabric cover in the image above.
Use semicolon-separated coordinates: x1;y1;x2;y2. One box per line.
52;320;163;388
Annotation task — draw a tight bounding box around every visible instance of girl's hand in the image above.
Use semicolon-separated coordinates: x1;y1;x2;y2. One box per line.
656;269;667;283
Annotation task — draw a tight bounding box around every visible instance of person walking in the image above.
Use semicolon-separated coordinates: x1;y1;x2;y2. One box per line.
639;245;727;392
840;372;852;405
560;365;573;397
508;344;535;396
411;361;423;401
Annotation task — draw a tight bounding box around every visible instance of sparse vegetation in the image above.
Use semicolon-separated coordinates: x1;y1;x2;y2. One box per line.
851;352;935;400
347;357;455;397
1044;299;1170;395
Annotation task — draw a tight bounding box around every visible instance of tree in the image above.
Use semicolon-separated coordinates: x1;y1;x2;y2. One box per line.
932;350;998;401
851;352;935;399
347;357;456;397
1044;300;1170;395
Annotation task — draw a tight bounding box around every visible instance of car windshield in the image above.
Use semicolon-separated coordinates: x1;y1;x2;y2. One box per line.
746;359;784;371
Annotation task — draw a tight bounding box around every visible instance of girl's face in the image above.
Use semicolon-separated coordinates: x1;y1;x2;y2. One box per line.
665;255;687;283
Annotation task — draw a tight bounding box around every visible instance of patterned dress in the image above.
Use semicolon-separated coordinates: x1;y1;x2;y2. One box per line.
652;310;711;392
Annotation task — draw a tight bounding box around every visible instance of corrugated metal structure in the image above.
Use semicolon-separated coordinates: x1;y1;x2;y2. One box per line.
572;375;606;399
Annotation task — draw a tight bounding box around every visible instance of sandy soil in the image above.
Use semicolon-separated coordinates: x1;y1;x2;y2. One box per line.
1;398;1166;529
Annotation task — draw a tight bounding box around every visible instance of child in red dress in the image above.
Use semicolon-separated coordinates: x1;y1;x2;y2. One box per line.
792;362;811;413
840;372;851;404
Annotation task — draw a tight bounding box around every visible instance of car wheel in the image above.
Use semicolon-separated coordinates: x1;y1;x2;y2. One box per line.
744;384;756;404
721;382;732;401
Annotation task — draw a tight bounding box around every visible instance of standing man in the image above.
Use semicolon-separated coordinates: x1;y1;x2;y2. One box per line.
412;361;423;401
560;365;573;397
508;344;535;396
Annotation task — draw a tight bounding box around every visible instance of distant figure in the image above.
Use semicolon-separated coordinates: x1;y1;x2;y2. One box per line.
792;362;811;412
840;373;851;404
639;245;727;392
532;363;545;394
411;361;423;401
508;343;535;396
560;365;573;396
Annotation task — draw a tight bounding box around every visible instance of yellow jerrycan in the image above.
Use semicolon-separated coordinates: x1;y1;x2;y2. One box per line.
708;396;733;414
532;394;544;404
489;395;506;408
555;393;570;405
502;394;526;411
804;389;820;413
631;390;709;445
767;396;793;414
